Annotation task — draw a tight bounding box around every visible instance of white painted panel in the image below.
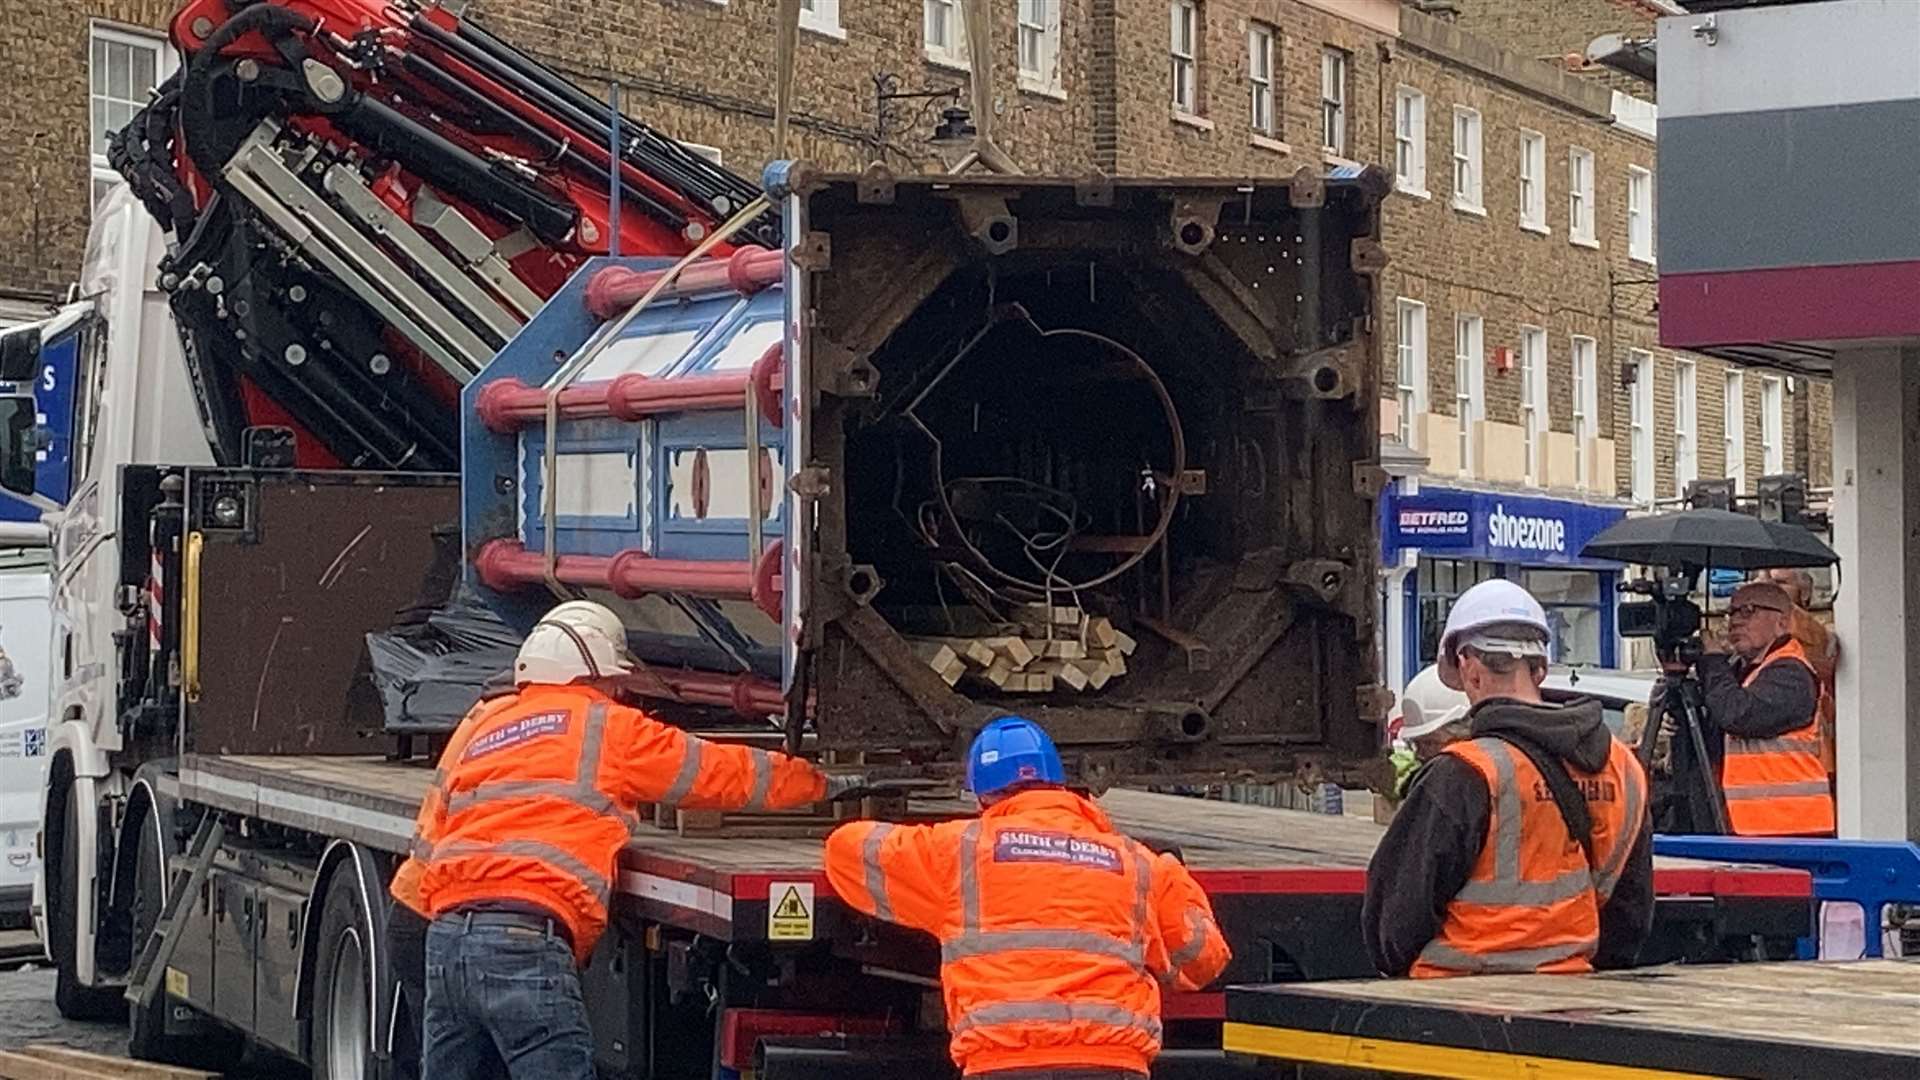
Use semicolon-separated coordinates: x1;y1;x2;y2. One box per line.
1657;1;1920;119
666;447;783;521
563;329;700;383
552;451;636;520
709;318;783;371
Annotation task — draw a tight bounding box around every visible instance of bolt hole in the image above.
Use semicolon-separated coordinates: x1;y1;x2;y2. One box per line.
1179;222;1207;247
987;220;1013;244
847;570;876;597
1312;366;1340;394
1180;711;1209;739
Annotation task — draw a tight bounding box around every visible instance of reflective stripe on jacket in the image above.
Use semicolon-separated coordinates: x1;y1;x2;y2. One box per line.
823;788;1229;1076
1724;638;1835;837
404;684;825;961
1410;735;1646;979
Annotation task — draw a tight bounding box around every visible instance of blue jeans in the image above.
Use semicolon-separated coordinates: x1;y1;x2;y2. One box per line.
422;914;594;1080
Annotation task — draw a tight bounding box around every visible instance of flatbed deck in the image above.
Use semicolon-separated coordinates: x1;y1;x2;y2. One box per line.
177;754;1814;991
1224;958;1920;1078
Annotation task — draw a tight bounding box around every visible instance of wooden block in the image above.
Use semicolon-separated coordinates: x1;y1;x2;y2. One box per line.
910;640;966;686
920;636;997;670
1016;603;1081;627
983;636;1036;668
972;657;1017;688
1112;628;1138;656
998;671;1055;693
1086;616;1120;649
1029;637;1085;661
1033;659;1091;691
1097;647;1128;678
14;1048;215;1080
1071;657;1114;690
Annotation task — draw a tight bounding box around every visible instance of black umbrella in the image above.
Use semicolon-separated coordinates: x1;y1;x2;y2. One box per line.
1580;508;1837;570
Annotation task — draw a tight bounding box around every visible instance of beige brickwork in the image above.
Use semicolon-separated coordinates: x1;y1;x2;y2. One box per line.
0;0;1832;501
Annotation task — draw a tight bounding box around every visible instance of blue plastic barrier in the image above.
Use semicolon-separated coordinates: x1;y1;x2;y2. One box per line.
1653;834;1920;958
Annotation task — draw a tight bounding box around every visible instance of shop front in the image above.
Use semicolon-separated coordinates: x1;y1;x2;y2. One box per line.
1380;484;1628;692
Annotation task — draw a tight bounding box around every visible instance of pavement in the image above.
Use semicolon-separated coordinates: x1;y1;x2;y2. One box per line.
0;966;127;1058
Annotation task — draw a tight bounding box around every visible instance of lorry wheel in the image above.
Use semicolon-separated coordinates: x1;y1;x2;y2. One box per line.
125;813;240;1067
312;869;377;1080
52;782;119;1021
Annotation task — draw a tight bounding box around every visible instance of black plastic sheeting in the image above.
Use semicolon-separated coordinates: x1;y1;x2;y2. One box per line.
367;582;518;734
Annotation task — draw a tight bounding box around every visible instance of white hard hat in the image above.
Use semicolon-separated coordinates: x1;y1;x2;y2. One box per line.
1436;579;1551;690
1398;664;1470;740
514;600;635;686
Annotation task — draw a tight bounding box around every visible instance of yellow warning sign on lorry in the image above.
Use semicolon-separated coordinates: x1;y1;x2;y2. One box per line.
767;880;815;941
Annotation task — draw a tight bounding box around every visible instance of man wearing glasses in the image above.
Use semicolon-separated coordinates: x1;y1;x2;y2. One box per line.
1696;581;1835;837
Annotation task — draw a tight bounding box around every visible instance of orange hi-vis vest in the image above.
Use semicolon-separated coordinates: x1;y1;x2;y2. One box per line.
1723;638;1835;837
824;788;1230;1077
407;684;825;962
1410;734;1647;979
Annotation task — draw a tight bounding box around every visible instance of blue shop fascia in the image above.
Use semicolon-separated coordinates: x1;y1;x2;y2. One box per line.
1377;480;1629;693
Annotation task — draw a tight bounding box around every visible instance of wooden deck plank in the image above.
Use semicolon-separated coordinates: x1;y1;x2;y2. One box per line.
1228;959;1920;1062
183;756;1791;884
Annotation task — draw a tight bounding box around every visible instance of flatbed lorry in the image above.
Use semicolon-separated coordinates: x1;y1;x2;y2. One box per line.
169;751;1813;1078
13;177;1815;1079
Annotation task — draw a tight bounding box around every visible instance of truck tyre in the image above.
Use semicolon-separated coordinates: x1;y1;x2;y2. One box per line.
312;868;378;1080
52;780;119;1021
125;814;239;1068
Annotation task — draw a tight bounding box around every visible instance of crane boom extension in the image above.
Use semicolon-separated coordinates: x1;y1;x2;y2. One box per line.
109;0;776;471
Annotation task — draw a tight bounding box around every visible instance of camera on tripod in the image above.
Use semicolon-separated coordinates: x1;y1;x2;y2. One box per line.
1616;570;1704;668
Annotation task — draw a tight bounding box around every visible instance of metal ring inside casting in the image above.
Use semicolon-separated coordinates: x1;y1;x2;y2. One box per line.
930;325;1187;595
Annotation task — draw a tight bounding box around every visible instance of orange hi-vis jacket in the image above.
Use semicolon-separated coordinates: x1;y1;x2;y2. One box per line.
823;788;1230;1077
402;683;825;962
1410;735;1647;979
1723;638;1835;837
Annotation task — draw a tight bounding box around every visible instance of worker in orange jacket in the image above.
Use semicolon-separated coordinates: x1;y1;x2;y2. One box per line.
398;601;860;1080
825;716;1230;1079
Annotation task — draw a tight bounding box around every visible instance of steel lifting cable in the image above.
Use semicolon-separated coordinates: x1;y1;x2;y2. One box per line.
537;0;803;600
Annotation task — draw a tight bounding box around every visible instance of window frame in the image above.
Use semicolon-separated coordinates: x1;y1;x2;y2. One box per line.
1724;369;1747;492
1519;129;1547;232
1519;326;1548;484
1761;375;1785;474
1629;350;1655;501
1674;358;1698;493
1015;0;1063;96
89;22;176;211
1568;146;1597;246
1321;47;1348;155
1395;299;1428;449
1170;1;1199;115
796;0;845;41
1571;335;1598;490
1451;106;1483;213
1393;87;1426;196
1628;165;1656;264
1248;23;1277;137
1455;314;1484;475
923;0;968;67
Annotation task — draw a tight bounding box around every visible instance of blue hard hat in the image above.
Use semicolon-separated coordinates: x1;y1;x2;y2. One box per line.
966;716;1065;799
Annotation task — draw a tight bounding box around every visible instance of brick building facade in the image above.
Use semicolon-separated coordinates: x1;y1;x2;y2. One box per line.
0;0;1832;503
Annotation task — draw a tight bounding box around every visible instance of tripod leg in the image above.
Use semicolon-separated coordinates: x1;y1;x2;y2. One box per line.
1676;687;1732;835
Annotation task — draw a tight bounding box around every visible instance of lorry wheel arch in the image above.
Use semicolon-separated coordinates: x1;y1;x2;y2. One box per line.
109;771;174;955
298;840;389;1073
45;752;119;1018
